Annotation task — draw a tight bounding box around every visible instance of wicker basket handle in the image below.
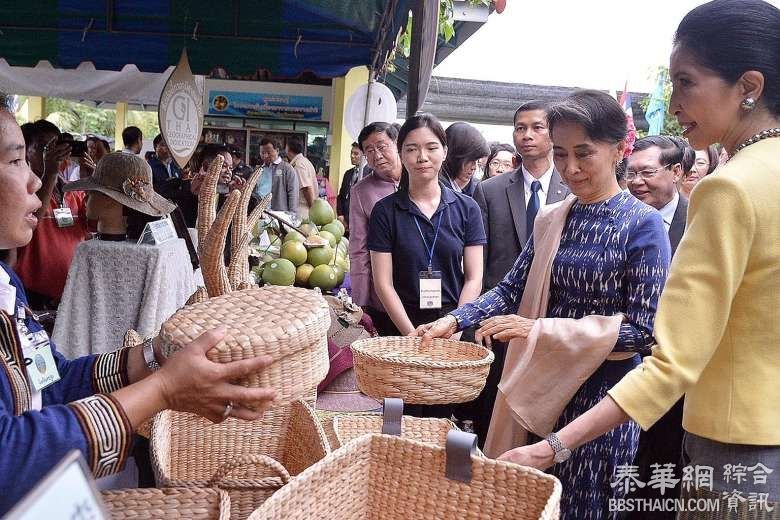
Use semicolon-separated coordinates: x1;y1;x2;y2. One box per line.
381;397;404;436
208;454;291;486
445;430;478;483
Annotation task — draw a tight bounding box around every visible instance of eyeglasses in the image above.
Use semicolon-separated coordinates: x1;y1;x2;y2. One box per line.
625;164;673;181
363;143;393;157
489;160;514;169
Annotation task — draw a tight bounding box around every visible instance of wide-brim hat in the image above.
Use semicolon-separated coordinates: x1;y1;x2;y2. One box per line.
64;151;176;217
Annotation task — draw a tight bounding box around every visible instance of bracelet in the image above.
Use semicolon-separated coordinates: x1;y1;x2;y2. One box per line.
142;338;161;372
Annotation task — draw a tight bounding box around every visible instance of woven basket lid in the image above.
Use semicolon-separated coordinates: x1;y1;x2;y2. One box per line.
160;286;330;362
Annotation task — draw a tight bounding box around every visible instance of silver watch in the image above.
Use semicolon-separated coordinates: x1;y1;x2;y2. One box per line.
545;432;572;464
142;338;161;372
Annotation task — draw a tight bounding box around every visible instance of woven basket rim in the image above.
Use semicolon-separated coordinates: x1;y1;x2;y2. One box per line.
350;336;494;369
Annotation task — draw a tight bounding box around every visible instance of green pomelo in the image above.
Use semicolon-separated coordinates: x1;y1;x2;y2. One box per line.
309;199;335;226
318;230;337;249
332;265;346;285
321;222;343;243
309;265;338;290
283;230;305;243
280;240;308;266
295;263;315;285
307;245;334;267
261;259;296;286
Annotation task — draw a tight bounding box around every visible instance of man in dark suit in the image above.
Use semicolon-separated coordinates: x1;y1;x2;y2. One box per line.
474;101;568;292
623;135;689;519
469;101;568;446
336;142;364;234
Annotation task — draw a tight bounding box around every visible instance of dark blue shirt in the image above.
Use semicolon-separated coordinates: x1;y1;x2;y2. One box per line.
367;186;486;307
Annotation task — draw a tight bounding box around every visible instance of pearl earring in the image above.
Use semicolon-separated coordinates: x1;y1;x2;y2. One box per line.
741;97;756;111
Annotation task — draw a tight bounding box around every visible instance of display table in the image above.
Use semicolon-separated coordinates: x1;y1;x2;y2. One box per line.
53;238;196;358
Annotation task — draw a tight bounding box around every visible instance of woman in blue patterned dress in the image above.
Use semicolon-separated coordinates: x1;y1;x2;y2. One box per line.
415;90;671;519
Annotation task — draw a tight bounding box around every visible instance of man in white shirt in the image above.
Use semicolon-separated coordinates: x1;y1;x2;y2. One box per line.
121;126;143;154
285;138;317;219
626;135;689;255
473;100;568;291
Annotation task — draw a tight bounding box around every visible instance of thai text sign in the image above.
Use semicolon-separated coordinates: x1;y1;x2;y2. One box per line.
208;90;323;120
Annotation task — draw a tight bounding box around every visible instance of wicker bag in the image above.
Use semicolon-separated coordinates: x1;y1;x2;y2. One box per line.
101;487;231;519
351;336;494;404
160;285;330;403
151;400;330;520
248;431;561;520
333;398;456;449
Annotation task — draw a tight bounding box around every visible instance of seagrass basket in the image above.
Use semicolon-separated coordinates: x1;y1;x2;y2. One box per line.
151;400;330;520
101;487;231;519
333;398;457;449
351;336;494;404
160;285;330;403
248;432;561;520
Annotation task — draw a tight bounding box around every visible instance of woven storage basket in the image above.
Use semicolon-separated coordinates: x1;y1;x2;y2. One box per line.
101;487;231;519
351;336;494;404
160;286;330;403
151;400;330;520
248;432;561;520
333;398;457;449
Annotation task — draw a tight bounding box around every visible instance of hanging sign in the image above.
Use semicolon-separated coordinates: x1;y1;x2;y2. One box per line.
159;49;204;170
207;91;323;120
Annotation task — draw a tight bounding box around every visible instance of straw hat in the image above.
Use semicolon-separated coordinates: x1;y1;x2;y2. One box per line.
64;152;176;217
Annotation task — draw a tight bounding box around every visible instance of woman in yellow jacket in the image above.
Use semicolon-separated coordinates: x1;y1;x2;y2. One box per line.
499;0;780;513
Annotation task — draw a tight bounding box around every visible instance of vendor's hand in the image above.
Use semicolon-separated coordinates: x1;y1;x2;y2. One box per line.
154;327;276;423
498;440;555;470
42;137;70;177
228;175;246;191
190;172;205;196
413;315;458;348
80;152;96;177
475;315;536;348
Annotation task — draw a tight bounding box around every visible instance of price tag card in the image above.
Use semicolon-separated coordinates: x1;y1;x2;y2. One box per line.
20;329;61;392
137;218;178;246
53;207;74;228
419;270;442;309
6;451;108;520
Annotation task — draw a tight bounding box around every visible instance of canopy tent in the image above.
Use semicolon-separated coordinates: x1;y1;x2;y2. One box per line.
0;0;410;81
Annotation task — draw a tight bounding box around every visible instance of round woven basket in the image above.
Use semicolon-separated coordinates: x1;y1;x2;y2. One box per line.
101;487;231;519
160;286;330;403
334;414;456;448
351;336;494;404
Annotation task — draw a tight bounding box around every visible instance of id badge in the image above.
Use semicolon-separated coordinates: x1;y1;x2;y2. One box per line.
20;329;61;392
53;207;74;228
419;270;442;309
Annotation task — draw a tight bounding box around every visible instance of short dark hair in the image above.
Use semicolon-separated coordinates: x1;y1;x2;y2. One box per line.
153;134;164;148
351;141;360;149
674;0;780;116
197;143;228;170
286;138;304;156
702;145;719;174
122;126;143;147
632;135;685;167
513;100;548;125
485;143;516;177
259;137;280;150
669;137;696;173
357;122;399;152
229;146;243;159
26;119;61;150
396;113;447;191
441;122;490;181
547;90;627;144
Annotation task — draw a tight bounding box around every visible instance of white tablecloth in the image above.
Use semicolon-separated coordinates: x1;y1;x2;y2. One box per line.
53;238;196;358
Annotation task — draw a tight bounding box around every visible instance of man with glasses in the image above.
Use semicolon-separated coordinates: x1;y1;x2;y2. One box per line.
349;122;402;336
626;136;688;255
623;135;688;517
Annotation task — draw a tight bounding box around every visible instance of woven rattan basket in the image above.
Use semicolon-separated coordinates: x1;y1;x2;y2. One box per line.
151;400;330;520
248;432;561;520
101;487;231;519
351;336;494;404
333;398;457;449
160;286;330;403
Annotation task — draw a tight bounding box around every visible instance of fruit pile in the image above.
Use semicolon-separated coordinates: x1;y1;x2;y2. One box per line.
252;199;350;292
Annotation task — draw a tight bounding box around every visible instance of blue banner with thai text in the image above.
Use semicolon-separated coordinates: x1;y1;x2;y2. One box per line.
207;91;323;120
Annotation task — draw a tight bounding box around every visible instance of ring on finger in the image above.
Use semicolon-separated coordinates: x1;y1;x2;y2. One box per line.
222;401;234;419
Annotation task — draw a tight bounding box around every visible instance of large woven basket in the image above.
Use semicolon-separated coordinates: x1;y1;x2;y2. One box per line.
333;397;457;449
101;487;231;519
351;336;494;404
151;400;330;520
248;432;561;520
160;286;330;403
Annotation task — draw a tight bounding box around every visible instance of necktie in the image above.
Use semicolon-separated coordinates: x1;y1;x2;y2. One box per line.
526;180;542;236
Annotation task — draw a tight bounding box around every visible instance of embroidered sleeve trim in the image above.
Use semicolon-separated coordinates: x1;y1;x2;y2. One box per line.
69;394;132;478
0;311;31;415
92;346;131;394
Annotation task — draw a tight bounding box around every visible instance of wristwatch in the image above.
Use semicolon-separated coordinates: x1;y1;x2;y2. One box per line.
142;338;162;372
545;432;572;464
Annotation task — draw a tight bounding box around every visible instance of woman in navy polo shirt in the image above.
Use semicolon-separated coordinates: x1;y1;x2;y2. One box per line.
367;113;486;337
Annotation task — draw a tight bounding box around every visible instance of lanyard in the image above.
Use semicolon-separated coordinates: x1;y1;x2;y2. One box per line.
413;207;445;271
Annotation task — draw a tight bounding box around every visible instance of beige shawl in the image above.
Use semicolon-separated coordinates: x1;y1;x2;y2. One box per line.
484;195;630;458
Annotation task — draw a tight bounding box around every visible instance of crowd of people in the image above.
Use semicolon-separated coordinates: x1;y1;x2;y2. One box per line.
0;0;778;517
